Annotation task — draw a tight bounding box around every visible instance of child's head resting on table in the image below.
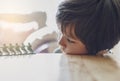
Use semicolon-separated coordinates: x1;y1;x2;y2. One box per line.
56;0;120;55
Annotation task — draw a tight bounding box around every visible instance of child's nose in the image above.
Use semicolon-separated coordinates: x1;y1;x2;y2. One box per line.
58;36;66;47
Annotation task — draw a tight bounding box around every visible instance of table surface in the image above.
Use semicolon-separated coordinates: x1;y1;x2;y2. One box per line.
0;53;120;81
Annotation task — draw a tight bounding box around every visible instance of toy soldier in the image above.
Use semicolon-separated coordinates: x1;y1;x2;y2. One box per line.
21;43;28;54
2;44;9;55
0;49;2;55
26;43;34;54
8;43;16;55
15;43;22;54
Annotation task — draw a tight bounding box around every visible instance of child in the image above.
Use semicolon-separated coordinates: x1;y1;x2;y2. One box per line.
56;0;120;55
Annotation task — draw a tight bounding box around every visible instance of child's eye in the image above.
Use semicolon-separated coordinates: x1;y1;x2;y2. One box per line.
67;38;75;43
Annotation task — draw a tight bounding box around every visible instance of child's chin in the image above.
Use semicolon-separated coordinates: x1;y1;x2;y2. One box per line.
63;52;74;55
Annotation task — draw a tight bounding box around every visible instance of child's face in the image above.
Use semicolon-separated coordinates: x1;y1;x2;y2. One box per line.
58;24;88;55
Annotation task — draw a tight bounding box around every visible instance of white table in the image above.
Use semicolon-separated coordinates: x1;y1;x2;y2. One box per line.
0;53;120;81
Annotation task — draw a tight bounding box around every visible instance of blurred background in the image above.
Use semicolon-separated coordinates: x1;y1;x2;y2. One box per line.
0;0;61;54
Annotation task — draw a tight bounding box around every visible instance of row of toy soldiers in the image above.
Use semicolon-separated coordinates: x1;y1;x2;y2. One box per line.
0;43;34;55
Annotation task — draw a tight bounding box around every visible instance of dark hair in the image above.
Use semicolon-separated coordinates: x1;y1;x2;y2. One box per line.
56;0;120;55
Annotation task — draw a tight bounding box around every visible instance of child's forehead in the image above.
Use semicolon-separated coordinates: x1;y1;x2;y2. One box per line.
62;24;78;39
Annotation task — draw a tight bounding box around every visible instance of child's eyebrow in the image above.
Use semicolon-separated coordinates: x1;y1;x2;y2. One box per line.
65;31;78;40
65;34;77;41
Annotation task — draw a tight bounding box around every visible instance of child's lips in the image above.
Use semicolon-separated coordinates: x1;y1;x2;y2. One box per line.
60;47;65;52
